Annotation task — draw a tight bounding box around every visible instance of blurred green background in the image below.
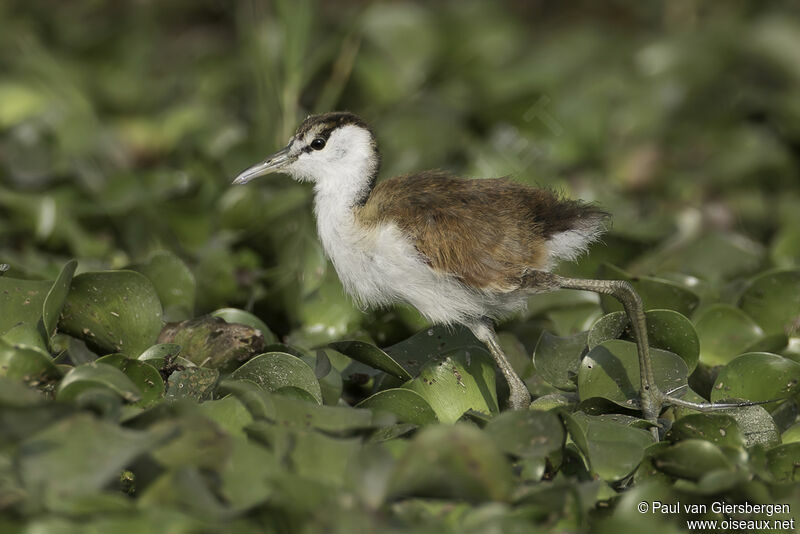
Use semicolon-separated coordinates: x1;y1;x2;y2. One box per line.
3;2;800;532
3;0;800;345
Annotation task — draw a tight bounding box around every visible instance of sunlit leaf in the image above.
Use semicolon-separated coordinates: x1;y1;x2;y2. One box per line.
403;347;498;423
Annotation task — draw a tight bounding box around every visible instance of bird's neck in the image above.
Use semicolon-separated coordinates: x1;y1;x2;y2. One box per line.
312;147;378;213
312;158;378;256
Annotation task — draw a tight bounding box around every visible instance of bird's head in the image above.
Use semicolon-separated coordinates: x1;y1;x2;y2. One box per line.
232;112;380;190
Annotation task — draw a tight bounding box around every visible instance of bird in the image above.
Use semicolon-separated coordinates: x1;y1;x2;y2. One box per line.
232;111;746;432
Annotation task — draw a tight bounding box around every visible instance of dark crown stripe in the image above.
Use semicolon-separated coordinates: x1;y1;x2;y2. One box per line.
296;111;375;140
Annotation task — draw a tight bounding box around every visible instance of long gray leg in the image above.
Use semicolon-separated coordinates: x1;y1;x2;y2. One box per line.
469;319;531;410
550;275;662;425
519;271;662;427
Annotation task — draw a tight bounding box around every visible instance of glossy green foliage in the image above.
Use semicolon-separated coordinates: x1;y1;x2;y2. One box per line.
3;1;800;532
58;271;163;356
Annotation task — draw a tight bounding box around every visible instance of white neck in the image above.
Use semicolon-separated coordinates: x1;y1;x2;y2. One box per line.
307;125;378;256
312;164;369;256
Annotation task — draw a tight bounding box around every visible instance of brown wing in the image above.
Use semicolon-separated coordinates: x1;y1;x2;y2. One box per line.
357;171;599;291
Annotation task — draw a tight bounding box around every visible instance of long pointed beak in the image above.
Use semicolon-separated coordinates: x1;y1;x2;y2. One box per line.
232;145;294;185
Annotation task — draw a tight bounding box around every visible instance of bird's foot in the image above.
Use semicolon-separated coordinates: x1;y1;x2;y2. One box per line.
640;385;776;440
660;385;776;412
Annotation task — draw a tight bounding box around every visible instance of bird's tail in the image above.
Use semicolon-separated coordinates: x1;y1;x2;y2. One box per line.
544;202;609;263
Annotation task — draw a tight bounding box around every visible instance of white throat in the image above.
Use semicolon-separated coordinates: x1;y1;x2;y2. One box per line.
305;125;378;282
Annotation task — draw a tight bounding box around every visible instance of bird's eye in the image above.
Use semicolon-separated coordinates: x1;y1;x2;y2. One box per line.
310;138;326;150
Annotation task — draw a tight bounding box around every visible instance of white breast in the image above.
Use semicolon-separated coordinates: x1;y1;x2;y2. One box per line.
313;194;527;325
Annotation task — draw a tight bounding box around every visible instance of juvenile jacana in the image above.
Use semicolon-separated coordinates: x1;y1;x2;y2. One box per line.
233;111;740;429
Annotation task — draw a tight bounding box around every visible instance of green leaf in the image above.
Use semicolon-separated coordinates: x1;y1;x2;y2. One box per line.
546;303;603;337
138;467;230;521
711;352;800;405
782;422;800;444
589;309;699;373
0;338;59;382
16;413;163;508
217;379;276;419
271;392;375;433
197;396;254;439
484;410;565;459
694;304;766;366
598;264;700;317
295;268;362;346
211;307;277;344
129;251;196;322
1;322;49;354
772;223;800;268
230;352;322;404
532;331;587;391
165;367;219;401
327;340;412;380
651;439;733;481
387;424;513;502
767;443;800;482
718;404;780;448
666;414;745;449
218;437;276;511
403;347;498;424
356;388;437;425
58;270;163;356
57;362;142;403
0;276;52;335
137;343;182;368
42;259;77;342
738;269;800;335
0;82;49;127
578;339;688;409
384;325;485;377
248;422;361;487
634;231;764;282
563;412;654;481
149;414;233;470
96;353;164;407
0;376;44;407
639;309;700;372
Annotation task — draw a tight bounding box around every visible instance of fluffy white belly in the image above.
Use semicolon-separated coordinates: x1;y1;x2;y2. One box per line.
318;220;525;324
